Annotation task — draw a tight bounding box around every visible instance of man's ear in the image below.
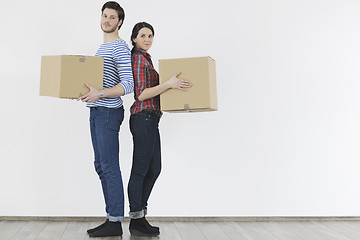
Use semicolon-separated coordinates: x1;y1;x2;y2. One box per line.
117;19;123;28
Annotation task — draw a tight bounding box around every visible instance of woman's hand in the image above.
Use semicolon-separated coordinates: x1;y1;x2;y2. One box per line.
166;72;192;91
77;83;101;103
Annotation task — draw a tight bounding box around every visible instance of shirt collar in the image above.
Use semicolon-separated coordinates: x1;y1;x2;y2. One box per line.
133;47;151;58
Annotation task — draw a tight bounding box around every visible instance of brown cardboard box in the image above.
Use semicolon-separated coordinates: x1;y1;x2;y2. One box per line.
40;55;103;99
159;56;217;112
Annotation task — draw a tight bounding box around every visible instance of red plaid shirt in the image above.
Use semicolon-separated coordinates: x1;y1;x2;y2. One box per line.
130;48;160;115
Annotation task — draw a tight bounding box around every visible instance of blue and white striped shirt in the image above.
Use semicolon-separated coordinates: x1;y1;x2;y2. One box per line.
87;38;134;108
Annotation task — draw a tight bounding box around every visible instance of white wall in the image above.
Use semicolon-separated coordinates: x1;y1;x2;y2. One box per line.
1;0;360;217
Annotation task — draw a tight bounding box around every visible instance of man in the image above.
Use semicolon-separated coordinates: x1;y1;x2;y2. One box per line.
78;1;134;237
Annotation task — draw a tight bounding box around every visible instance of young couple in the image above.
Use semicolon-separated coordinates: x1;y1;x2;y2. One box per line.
78;1;192;238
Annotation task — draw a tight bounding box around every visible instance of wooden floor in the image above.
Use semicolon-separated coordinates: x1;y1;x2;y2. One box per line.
1;220;360;240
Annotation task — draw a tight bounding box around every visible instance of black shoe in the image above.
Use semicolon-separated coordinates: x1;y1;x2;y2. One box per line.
87;219;109;234
129;217;160;236
144;218;160;232
89;221;122;237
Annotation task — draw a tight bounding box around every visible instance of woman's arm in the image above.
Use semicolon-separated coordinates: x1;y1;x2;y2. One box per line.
138;72;192;101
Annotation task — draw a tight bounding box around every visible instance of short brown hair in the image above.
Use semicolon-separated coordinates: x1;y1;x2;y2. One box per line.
101;1;125;29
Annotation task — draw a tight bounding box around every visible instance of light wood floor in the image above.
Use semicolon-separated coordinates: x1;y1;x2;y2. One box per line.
2;220;360;240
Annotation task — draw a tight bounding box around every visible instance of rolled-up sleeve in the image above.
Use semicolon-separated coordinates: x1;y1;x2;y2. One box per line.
113;43;134;95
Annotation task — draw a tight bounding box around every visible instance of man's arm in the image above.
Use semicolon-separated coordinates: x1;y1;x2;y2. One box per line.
77;83;124;103
78;41;133;103
113;42;134;96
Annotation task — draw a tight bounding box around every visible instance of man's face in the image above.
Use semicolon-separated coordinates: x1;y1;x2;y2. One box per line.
101;8;122;33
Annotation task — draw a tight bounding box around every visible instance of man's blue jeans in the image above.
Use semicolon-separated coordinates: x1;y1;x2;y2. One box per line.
90;106;125;222
128;110;162;219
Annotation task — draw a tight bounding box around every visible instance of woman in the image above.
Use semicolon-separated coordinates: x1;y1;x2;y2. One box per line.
127;22;191;236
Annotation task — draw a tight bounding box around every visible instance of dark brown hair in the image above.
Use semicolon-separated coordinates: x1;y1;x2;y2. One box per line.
131;22;155;49
101;1;125;29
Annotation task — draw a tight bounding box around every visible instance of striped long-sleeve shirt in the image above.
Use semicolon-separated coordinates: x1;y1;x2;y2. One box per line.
87;38;134;108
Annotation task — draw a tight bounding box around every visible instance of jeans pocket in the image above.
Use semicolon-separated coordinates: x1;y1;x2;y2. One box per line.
108;109;124;132
130;115;141;134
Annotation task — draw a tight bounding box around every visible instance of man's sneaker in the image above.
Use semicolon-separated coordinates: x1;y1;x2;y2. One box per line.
89;221;122;237
87;219;109;234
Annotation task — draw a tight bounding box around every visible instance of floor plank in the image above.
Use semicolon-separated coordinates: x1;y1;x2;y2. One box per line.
268;221;345;240
196;222;231;240
152;221;182;240
308;221;353;240
121;221;131;240
0;221;26;240
318;221;360;240
236;222;280;240
175;222;206;240
217;222;254;240
35;221;68;240
268;221;334;240
60;221;90;240
342;220;360;234
11;221;47;240
259;221;304;240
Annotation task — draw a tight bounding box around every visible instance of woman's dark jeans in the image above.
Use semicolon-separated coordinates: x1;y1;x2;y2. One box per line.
128;110;162;218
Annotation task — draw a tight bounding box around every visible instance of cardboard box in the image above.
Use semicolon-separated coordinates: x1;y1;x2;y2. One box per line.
40;55;103;99
159;56;217;112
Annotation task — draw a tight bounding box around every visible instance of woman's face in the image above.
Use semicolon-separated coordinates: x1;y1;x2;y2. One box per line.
133;27;154;52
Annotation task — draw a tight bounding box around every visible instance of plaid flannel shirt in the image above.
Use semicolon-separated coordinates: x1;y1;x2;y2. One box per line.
130;48;160;115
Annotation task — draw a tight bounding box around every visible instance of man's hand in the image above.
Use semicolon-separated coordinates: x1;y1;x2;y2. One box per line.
77;83;101;103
